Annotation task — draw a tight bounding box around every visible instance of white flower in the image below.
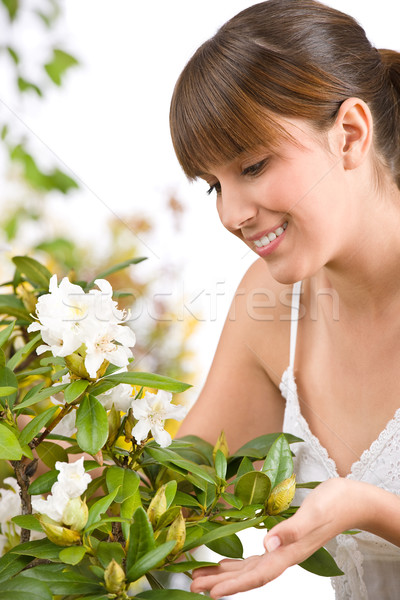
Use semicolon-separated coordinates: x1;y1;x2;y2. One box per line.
98;383;133;412
32;481;70;522
131;390;188;448
0;478;21;525
52;410;77;438
55;457;91;498
83;322;135;379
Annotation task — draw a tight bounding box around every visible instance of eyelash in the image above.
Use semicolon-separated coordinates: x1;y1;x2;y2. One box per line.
206;158;269;196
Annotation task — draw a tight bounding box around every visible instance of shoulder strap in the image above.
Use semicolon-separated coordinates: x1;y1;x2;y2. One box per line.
289;280;302;370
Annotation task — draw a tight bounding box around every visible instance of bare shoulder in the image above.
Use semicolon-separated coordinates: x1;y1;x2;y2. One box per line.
178;258;293;450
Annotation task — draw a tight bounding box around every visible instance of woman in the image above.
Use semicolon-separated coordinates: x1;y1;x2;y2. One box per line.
169;1;400;598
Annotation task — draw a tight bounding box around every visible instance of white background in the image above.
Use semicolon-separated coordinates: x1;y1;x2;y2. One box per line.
2;1;399;597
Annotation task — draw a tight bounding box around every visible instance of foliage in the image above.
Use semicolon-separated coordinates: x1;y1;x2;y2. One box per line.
0;256;343;598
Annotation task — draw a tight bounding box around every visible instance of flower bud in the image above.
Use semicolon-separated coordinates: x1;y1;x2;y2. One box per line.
65;352;90;380
166;510;186;557
108;404;121;446
124;408;135;442
104;558;126;594
266;473;296;515
147;485;167;527
62;497;89;531
39;515;81;546
213;431;229;461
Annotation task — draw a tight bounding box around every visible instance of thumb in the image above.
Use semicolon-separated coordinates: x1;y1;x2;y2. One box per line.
263;515;303;553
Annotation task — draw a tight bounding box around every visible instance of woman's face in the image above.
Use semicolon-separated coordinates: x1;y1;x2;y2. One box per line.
200;118;356;284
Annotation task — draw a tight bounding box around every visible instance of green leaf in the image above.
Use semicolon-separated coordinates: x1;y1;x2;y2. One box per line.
17;564;104;595
121;489;142;539
0;385;17;396
6;46;19;64
87;257;147;287
17;77;42;96
19;406;58;445
163;560;219;572
10;538;62;560
164;479;177;509
44;49;79;86
7;333;41;372
59;545;87;565
0;552;31;584
104;371;191;393
0;423;23;459
177;435;214;465
0;322;15;348
76;394;108;455
235;471;271;506
0;294;29;321
262;434;293;489
1;0;19;21
126;541;176;582
182;515;265;552
146;447;217;485
214;449;227;480
0;575;52;600
12;515;43;532
28;469;58;494
86;487;120;529
234;433;303;459
96;541;124;568
0;366;18;408
64;379;89;404
137;591;208;600
126;507;156;573
36;441;68;469
296;481;321;489
105;465;140;503
206;533;243;558
16;366;52;380
12;256;51;289
299;546;344;577
173;491;202;508
236;456;255;479
155;506;180;530
46;168;79;194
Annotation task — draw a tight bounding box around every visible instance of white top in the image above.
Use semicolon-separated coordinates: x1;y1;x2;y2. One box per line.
280;281;400;599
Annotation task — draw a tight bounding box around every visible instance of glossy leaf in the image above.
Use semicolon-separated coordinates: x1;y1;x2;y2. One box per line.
0;553;31;584
105;465;140;503
0;423;23;460
182;515;265;552
64;379;90;404
0;575;52;600
164;480;177;509
28;469;58;495
234;433;302;459
126;507;156;574
126;540;176;582
36;441;68;469
16;382;69;410
96;541;125;568
76;394;108;455
86;487;120;529
10;538;62;560
262;434;293;489
104;371;191;393
299;546;344;577
12;256;51;289
214;449;227;480
59;546;87;565
12;515;42;533
121;489;142;539
206;533;243;558
146;447;217;485
236;456;255;479
235;471;271;506
19;406;58;445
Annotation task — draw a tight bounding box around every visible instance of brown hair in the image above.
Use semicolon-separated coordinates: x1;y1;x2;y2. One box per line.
170;0;400;187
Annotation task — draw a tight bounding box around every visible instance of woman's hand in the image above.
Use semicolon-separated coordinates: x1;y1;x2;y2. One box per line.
191;478;374;598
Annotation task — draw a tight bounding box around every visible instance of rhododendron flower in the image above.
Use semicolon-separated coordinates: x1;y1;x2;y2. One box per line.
131;390;188;447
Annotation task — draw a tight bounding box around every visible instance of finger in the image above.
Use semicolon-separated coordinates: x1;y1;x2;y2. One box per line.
207;556;276;598
192;559;241;579
191;556;268;596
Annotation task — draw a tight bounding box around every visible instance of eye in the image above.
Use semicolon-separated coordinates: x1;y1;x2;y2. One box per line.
241;158;269;176
206;182;221;195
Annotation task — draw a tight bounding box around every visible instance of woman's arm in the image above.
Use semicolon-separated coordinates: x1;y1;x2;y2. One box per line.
191;478;400;598
177;258;289;452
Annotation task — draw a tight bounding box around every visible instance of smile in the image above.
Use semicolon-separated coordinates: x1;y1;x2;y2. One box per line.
254;222;288;247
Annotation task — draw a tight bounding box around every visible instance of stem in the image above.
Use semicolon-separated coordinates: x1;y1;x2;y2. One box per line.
30;404;74;449
10;459;32;543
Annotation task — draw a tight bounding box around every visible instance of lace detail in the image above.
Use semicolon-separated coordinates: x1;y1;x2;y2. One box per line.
330;536;368;600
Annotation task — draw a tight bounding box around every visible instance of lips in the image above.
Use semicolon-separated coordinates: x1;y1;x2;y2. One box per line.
246;221;288;247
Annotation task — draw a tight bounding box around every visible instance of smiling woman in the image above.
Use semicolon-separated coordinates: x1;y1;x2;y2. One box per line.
170;1;400;599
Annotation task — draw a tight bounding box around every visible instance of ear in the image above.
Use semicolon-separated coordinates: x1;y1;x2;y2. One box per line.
331;97;373;170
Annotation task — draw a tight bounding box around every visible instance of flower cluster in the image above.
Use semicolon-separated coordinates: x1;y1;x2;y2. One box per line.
28;275;136;378
131;389;188;447
32;457;91;538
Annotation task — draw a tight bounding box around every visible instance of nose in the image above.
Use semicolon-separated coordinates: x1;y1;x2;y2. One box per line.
217;185;258;231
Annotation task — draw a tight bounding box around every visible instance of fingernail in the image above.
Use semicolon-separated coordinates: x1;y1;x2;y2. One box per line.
266;535;281;552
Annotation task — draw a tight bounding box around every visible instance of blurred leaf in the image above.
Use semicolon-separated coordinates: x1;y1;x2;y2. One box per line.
28;469;58;495
126;541;176;583
126;507;155;573
64;379;89;404
18;406;58;445
0;365;18;408
87;257;147;287
234;433;302;459
36;238;80;270
0;295;29;321
105;466;139;503
7;46;19;64
36;441;68;469
59;546;87;565
296;481;321;489
7;333;41;372
16;366;52;380
104;371;191;393
76;394;108;455
44;49;79;85
0;423;23;460
234;471;271;507
299;547;344;577
0;322;15;348
262;434;293;489
12;256;51;289
1;0;19;21
16;382;69;410
1;124;9;140
17;77;42;96
47;168;78;193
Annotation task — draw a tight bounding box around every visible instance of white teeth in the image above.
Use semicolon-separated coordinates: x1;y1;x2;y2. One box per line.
254;221;288;248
